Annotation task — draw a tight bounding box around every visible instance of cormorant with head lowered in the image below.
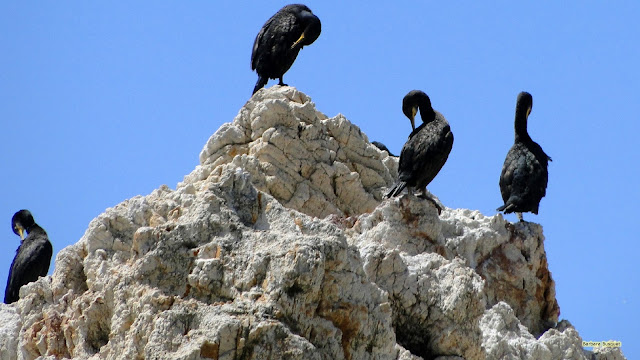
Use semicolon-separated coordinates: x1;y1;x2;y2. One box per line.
386;90;454;213
4;210;52;304
251;4;321;95
497;91;552;221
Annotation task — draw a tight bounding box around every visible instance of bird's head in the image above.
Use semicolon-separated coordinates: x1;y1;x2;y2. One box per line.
12;209;34;241
402;90;432;131
516;91;533;119
291;7;321;49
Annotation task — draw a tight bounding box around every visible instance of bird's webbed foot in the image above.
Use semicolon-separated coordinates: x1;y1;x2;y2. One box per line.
416;188;427;199
417;189;443;215
278;78;288;86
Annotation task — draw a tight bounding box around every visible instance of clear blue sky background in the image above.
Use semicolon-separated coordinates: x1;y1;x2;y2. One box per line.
1;2;638;357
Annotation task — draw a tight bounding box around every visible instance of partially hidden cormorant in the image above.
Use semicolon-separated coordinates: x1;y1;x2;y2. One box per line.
386;90;454;213
4;210;52;304
251;4;321;94
497;92;551;221
372;141;396;157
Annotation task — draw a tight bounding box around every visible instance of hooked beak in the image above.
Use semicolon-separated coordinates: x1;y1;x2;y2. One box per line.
410;107;417;131
17;227;24;241
526;107;532;118
291;32;306;49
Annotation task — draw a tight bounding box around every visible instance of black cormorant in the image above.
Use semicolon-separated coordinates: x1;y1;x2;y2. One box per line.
372;141;396;157
251;4;321;94
497;92;551;221
4;210;52;304
386;90;454;212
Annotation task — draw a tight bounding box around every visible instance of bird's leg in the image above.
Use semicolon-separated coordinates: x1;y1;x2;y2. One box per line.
278;77;288;86
517;212;524;222
418;188;442;214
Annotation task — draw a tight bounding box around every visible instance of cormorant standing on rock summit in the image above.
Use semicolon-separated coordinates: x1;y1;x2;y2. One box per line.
4;210;52;304
386;90;454;213
497;91;551;221
251;4;321;94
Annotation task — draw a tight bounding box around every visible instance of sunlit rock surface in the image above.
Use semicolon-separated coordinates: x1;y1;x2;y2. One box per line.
0;86;625;360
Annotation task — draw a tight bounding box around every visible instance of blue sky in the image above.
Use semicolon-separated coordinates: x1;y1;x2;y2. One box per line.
1;2;638;357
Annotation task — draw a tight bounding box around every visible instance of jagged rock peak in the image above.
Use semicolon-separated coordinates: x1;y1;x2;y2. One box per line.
0;86;626;360
186;86;398;219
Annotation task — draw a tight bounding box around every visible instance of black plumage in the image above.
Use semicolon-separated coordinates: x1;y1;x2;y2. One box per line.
4;210;52;304
386;90;454;212
251;4;321;94
497;92;551;221
372;141;396;157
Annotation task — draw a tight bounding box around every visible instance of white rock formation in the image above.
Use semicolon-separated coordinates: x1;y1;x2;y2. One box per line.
0;86;625;360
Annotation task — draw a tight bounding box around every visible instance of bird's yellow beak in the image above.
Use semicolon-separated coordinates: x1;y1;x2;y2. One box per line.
410;107;417;131
291;33;306;49
17;227;24;241
526;107;532;118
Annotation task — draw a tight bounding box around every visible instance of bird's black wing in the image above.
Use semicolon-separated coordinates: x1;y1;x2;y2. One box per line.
499;144;520;204
498;142;549;212
251;14;276;70
4;234;52;303
386;124;428;197
251;9;302;72
4;246;21;303
398;117;453;188
396;124;424;182
527;140;550;200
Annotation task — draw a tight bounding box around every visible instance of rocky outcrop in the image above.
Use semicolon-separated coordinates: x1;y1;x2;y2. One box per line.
0;86;625;360
193;87;396;219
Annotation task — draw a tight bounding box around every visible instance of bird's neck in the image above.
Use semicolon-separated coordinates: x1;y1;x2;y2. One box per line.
23;223;44;238
419;105;435;124
514;114;530;141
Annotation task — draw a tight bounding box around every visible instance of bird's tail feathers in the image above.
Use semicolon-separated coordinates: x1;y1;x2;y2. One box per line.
496;202;516;213
253;76;268;95
386;181;407;198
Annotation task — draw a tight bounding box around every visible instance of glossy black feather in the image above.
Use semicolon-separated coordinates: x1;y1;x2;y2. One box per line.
387;91;454;198
4;210;52;304
497;92;551;216
251;4;321;94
